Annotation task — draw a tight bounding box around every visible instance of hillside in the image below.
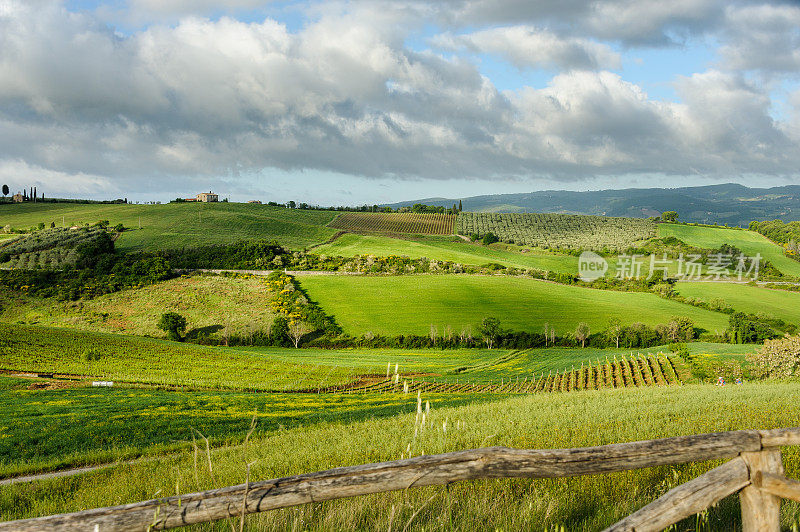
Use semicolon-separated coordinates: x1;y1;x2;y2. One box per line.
659;223;800;277
0;274;275;338
0;202;338;250
298;275;730;336
385;183;800;226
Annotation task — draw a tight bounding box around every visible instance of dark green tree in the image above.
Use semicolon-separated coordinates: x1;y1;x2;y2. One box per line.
661;211;678;222
158;312;187;341
269;316;291;347
458;199;462;212
481;232;499;245
1;184;8;197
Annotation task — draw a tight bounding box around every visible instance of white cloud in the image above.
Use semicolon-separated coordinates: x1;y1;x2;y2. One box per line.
432;27;621;71
0;0;798;199
718;3;800;74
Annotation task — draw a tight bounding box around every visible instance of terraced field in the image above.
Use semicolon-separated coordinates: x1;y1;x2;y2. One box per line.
328;212;455;235
659;223;800;277
298;275;730;336
0;203;337;251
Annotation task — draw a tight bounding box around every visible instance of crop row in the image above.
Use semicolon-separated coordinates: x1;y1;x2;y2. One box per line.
329;213;456;235
457;212;657;251
321;354;681;395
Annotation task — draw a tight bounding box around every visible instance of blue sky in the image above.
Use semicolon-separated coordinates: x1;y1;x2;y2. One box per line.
1;0;799;205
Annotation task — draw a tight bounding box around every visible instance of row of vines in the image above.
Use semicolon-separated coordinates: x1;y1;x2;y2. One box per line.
457;212;657;251
329;213;456;235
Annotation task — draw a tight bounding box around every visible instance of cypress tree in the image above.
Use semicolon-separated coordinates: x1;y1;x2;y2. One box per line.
458;199;463;211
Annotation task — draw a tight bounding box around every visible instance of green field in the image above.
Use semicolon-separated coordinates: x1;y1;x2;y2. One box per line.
0;375;486;477
4;382;800;530
299;275;730;336
0;203;337;251
676;282;800;325
659;223;800;277
236;345;683;383
0;323;353;391
0;274;275;338
315;233;580;273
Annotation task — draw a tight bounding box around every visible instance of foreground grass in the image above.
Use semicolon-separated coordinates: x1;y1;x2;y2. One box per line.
659;223;800;278
299;275;730;336
0;203;337;251
4;382;800;529
0;275;274;338
0;323;352;391
0;375;488;478
677;281;800;325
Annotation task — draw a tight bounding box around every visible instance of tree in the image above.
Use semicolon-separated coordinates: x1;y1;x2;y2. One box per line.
479;317;501;349
606;318;622;348
158;312;187;341
269;316;290;347
287;320;312;348
575;322;590;348
661;211;678;222
481;232;499;245
1;184;7;197
748;335;800;378
458;200;462;212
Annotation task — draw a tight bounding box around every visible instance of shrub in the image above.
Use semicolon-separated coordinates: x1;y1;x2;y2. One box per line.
158;312;187;341
748;336;800;378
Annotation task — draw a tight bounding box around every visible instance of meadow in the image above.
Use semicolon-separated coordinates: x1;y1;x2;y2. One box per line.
0;203;337;251
298;275;731;336
314;233;581;273
0;375;487;478
676;281;800;324
0;274;275;338
0;324;354;391
4;382;800;530
659;223;800;277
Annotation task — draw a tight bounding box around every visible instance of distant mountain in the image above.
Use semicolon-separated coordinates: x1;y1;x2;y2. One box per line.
384;183;800;226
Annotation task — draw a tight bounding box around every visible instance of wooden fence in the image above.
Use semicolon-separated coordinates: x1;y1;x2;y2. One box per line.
3;428;800;531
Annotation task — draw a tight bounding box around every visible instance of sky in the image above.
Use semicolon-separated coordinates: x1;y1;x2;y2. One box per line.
1;0;800;205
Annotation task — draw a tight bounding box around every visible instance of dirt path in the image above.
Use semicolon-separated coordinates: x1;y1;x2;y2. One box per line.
0;464;109;486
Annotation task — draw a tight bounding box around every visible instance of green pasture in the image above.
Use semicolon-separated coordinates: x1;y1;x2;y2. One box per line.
314;233;580;273
0;203;337;251
299;275;730;336
659;223;800;277
0;375;487;477
5;382;800;530
0;323;352;391
676;282;800;325
0;274;274;338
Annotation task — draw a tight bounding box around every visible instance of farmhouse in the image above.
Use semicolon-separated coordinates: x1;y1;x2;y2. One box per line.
12;193;23;202
196;191;219;202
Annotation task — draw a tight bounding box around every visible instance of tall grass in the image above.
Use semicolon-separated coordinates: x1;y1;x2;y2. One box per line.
4;382;800;530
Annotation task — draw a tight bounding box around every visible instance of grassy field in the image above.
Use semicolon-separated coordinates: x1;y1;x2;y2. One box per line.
0;203;337;251
4;381;800;530
659;223;800;277
314;233;581;273
0;375;487;478
0;274;275;338
0;323;353;391
299;275;730;336
676;282;800;324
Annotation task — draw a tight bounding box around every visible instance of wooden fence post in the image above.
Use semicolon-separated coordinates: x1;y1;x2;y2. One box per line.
740;449;784;532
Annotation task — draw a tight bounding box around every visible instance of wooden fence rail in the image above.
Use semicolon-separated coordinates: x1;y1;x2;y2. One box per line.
3;428;800;531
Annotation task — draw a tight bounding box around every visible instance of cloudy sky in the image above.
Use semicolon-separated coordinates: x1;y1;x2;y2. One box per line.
1;0;799;204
